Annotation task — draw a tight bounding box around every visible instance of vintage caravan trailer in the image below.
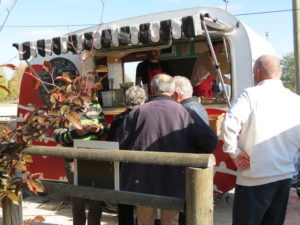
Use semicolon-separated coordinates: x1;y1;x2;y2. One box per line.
14;7;276;193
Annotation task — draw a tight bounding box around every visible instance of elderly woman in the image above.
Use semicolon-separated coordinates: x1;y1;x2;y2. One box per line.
106;85;147;225
107;85;147;142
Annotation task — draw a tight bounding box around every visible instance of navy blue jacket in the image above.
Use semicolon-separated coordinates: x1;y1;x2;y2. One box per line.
116;95;217;198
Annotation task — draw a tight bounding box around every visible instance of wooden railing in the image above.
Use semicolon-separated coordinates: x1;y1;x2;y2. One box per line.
3;146;216;225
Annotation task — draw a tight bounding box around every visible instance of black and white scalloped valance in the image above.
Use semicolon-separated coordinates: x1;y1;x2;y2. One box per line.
13;14;231;60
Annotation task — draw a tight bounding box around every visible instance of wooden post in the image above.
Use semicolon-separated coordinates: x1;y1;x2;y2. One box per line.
293;0;300;94
2;196;23;225
185;167;214;225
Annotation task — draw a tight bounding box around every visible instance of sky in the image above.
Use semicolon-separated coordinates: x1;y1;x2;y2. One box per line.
0;0;294;78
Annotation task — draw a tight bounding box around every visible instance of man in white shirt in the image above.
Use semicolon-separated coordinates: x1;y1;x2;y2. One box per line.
221;54;300;225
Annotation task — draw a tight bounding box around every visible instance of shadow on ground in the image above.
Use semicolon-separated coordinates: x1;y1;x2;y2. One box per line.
0;188;299;225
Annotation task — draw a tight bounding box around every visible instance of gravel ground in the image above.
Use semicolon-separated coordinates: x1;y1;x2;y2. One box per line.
0;188;299;225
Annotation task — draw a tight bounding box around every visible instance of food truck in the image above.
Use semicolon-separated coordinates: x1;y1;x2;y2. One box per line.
14;7;276;193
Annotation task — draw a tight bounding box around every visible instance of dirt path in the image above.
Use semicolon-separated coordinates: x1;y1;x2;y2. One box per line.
0;188;299;225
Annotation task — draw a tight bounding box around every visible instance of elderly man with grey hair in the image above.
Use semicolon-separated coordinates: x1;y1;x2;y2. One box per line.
117;74;217;225
173;76;209;125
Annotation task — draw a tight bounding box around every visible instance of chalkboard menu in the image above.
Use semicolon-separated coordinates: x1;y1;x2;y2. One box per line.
39;57;79;107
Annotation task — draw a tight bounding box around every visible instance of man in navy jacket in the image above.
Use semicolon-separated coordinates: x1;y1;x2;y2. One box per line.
117;74;217;225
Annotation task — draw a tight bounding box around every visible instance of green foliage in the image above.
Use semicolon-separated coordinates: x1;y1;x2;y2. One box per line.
281;52;296;92
7;63;26;101
8;78;18;99
0;69;8;100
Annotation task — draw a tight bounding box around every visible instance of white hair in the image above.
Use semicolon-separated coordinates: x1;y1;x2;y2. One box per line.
150;74;175;94
173;76;193;99
125;86;147;109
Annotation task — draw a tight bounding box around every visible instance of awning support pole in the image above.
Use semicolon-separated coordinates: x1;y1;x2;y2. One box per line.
201;15;231;107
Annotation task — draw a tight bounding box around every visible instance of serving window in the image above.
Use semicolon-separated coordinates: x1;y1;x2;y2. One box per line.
122;39;232;105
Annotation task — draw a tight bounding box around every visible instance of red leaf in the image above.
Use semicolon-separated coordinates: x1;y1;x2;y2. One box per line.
23;112;32;122
53;92;65;102
0;64;17;70
34;80;41;90
30;173;43;180
43;61;52;73
24;215;45;224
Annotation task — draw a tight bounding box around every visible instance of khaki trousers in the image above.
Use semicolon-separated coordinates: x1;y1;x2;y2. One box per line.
136;206;179;225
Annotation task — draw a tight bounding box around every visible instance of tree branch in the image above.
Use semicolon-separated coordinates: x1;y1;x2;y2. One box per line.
0;0;18;32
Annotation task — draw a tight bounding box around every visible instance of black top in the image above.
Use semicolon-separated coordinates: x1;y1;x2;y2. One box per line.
136;60;174;84
107;109;131;142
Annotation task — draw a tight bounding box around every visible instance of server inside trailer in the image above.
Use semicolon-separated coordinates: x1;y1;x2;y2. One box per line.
122;39;232;105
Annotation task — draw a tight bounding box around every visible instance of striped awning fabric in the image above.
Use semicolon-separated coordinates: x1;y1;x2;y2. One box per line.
13;13;231;60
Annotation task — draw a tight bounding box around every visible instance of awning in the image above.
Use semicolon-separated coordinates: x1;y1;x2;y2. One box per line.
13;13;234;60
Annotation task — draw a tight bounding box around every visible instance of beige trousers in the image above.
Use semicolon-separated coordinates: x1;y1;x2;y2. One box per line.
136;206;179;225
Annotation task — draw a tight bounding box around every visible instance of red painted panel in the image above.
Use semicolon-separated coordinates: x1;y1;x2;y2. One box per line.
19;67;238;191
18;65;66;181
206;108;237;193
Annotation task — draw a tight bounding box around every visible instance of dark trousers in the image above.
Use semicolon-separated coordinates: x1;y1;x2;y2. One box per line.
179;212;185;225
232;179;292;225
65;160;104;225
72;197;103;225
118;204;134;225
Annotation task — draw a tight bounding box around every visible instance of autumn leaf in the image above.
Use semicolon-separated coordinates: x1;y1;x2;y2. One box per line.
0;64;17;70
55;76;72;84
29;179;43;192
34;80;41;90
66;84;73;92
26;173;43;196
43;61;52;73
50;94;57;105
15;162;27;171
24;215;45;224
73;97;83;106
55;72;73;84
37;116;46;124
0;85;10;93
33;215;45;222
29;173;43;180
80;95;92;103
62;72;72;80
66;115;82;129
70;112;80;121
60;105;70;115
7;192;20;204
53;92;65;102
23;112;33;122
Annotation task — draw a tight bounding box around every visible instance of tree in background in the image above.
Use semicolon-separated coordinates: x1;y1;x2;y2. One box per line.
7;63;26;101
0;68;8;100
281;52;296;92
